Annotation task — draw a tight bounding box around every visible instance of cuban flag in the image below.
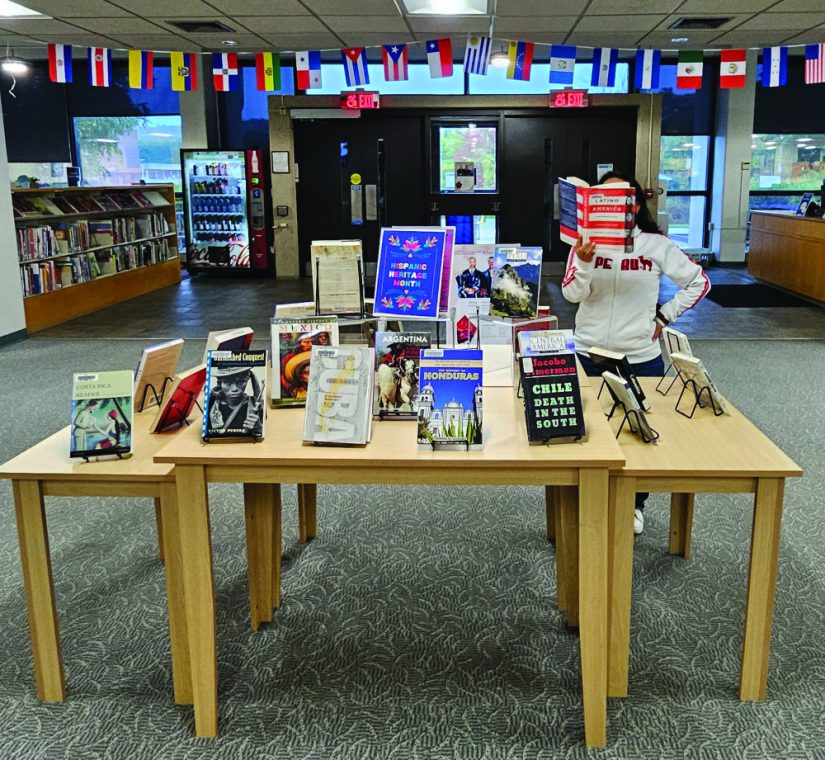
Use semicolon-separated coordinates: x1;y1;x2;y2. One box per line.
296;50;322;90
806;44;825;84
212;53;239;91
88;47;112;87
549;45;576;85
382;43;408;82
48;43;73;83
426;38;453;79
342;47;369;87
464;35;492;75
761;46;788;88
634;49;661;91
591;48;618;88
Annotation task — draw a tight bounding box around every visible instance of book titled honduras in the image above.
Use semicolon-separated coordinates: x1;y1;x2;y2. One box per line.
303;346;374;445
490;246;542;318
558;176;635;254
203;351;267;441
587;345;651;411
71;370;134;459
373;227;446;319
519;353;586;444
417;349;484;451
374;331;431;418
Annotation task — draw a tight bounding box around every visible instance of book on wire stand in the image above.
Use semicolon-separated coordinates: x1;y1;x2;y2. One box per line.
134;338;184;411
374;331;431;418
519;352;586;444
71;371;134;460
202;351;267;441
601;371;659;443
670;352;729;417
587;345;651;411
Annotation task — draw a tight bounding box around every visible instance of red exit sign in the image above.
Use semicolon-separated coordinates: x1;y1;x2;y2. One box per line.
340;91;381;110
549;90;590;108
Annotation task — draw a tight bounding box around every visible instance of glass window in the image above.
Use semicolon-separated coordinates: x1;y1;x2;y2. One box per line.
308;63;464;95
9;161;72;188
748;194;808;213
438;125;497;192
468;62;629;95
221;67;294;149
659;136;710;192
664;195;706;248
73;115;183;190
750;134;825;191
657;64;715;136
441;215;497;244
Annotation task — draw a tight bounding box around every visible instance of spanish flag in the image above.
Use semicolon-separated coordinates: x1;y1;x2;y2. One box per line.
128;50;153;89
255;51;280;91
170;52;198;91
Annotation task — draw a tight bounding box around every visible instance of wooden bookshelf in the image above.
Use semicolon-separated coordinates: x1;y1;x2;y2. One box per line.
13;184;182;333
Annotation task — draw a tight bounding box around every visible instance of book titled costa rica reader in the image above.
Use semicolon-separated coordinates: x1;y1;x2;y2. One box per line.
71;370;134;459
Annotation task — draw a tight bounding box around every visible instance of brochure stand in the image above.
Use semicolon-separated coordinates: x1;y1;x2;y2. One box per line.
314;258;367;319
674;377;726;419
137;376;174;413
605;398;660;443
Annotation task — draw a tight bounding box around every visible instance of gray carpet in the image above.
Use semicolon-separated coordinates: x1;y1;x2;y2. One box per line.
1;338;824;759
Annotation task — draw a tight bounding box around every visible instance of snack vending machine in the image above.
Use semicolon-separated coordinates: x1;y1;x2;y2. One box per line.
181;149;273;273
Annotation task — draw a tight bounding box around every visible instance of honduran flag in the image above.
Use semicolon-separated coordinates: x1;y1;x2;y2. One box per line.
127;50;153;90
212;53;239;91
720;49;747;89
88;47;112;88
342;47;369;87
634;49;660;91
506;40;534;81
426;38;453;79
676;50;703;89
591;47;618;88
549;45;576;85
805;44;825;85
296;50;322;90
382;43;408;82
48;43;72;83
464;35;492;75
761;46;788;88
170;52;198;91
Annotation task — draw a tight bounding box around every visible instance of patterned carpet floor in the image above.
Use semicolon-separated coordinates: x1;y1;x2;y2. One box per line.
0;338;823;759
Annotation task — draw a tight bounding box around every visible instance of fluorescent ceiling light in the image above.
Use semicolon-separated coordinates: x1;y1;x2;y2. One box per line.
671;37;689;43
221;39;238;45
402;0;487;15
797;138;812;142
0;1;42;16
1;56;27;73
148;132;174;137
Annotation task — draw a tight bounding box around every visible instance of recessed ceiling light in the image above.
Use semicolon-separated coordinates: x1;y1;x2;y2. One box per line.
1;56;27;73
671;37;689;43
402;0;487;15
490;50;509;68
0;1;43;17
797;138;812;142
221;39;238;46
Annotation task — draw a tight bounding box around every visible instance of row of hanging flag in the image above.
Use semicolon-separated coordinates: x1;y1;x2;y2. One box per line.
46;38;825;92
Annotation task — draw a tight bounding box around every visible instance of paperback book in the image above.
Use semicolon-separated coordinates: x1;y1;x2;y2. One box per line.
134;338;184;411
309;239;364;315
374;331;431;418
519;352;586;443
558;176;635;254
151;365;206;432
201;326;254;364
71;370;134;459
490;246;542;318
303;346;374;445
602;371;659;442
662;326;693;363
448;243;496;314
587;345;651;411
271;317;339;407
670;352;729;414
203;350;267;441
517;330;576;356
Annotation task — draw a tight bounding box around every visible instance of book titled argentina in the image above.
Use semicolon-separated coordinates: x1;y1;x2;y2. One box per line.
303;346;373;445
202;350;267;442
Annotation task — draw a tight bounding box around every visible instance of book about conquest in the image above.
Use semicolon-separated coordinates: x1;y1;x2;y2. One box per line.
203;351;267;441
490;246;542;318
271;317;339;408
374;331;431;418
519;353;586;444
303;346;374;445
558;176;635;254
417;349;484;451
71;370;134;459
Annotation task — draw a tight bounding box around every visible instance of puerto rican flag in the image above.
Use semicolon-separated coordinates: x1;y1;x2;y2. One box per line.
296;50;322;90
761;46;788;88
48;43;73;83
806;44;825;84
87;47;112;87
426;38;453;79
720;49;747;89
212;53;239;91
382;43;408;82
341;47;369;87
591;47;618;88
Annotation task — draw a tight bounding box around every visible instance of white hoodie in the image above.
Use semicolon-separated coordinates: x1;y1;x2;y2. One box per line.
561;229;710;363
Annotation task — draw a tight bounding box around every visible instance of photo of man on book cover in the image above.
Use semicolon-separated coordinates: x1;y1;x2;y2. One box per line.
279;330;332;401
207;363;264;438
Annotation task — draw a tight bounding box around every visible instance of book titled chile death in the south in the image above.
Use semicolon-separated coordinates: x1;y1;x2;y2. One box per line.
202;350;267;441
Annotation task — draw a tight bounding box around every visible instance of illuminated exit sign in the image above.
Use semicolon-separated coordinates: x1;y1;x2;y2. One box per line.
549;90;590;108
340;91;381;110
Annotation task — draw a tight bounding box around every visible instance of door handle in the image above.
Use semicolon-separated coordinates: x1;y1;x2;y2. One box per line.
430;202;439;213
492;201;500;212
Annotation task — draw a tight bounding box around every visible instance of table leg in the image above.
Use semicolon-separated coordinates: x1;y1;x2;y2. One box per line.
12;479;65;702
154;497;165;563
175;465;217;738
558;486;579;627
272;486;282;610
545;485;557;543
158;481;192;705
554;491;567;613
740;477;784;701
244;483;281;631
297;483;317;543
607;475;635;698
578;468;608;749
669;493;695;559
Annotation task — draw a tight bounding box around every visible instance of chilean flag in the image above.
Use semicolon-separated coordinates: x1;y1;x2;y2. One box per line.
212;53;239;91
382;43;408;82
88;47;112;88
48;43;73;83
342;47;369;87
426;38;453;79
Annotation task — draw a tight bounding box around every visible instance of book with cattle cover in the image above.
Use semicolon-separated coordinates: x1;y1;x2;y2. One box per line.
373;331;431;418
519;352;585;444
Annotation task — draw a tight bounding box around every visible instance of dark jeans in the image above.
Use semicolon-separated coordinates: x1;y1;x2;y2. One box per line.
578;352;665;512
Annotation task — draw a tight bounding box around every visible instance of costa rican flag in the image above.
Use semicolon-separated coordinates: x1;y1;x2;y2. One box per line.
341;47;369;87
549;44;576;85
88;47;112;87
48;43;72;83
806;44;825;84
464;35;492;75
634;49;660;91
426;38;453;79
761;46;788;88
212;53;239;91
296;50;322;90
382;43;408;82
591;48;618;88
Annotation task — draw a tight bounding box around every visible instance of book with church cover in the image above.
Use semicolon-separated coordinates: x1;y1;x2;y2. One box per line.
587;345;651;411
373;331;431;418
151;365;206;432
303;346;373;445
490;246;542;318
519;353;585;444
416;349;483;450
70;370;134;458
203;350;267;441
134;338;184;411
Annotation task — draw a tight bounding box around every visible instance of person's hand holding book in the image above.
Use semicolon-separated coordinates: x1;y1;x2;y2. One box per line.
573;236;596;263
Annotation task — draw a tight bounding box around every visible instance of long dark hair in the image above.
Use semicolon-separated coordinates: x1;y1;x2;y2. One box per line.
597;170;661;234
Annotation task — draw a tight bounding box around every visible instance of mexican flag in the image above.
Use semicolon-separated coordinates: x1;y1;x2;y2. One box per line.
677;50;703;89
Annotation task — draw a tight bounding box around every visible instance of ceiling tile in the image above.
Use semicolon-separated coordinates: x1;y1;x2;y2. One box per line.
23;32;128;47
113;0;220;15
407;17;490;33
324;16;408;33
710;30;797;46
180;33;269;49
736;12;825;30
155;16;241;34
656;13;747;31
634;30;719;47
587;0;680;13
340;33;416;46
15;1;133;17
564;32;647;47
494;16;579;33
303;0;403;13
677;0;775;10
207;0;310;13
574;14;667;33
259;32;345;49
766;0;817;10
228;16;327;34
104;34;195;50
66;18;168;35
783;29;825;43
0;18;91;34
496;0;588;15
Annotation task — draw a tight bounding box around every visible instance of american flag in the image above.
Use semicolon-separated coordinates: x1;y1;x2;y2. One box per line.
805;44;825;85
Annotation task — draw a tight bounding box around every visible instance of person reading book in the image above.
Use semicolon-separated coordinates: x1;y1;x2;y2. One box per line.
562;171;711;534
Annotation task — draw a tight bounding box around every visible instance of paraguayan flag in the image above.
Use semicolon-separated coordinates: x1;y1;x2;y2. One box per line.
464;35;492;75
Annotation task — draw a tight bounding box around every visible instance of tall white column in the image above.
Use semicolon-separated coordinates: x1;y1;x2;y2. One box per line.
179;56;218;150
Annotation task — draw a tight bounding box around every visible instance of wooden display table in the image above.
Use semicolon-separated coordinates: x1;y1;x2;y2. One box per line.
155;385;626;748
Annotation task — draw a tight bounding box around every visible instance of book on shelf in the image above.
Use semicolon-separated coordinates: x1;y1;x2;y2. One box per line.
89;220;115;247
203;350;267;441
601;371;658;441
130;190;154;209
151;365;206;432
51;196;79;214
134;338;184;411
71;370;133;459
28;196;63;216
586;345;651;411
558;176;635;253
17;225;58;260
141;190;169;206
303;345;373;445
669;352;729;414
309;239;364;315
201;326;254;365
69;195;104;213
91;193;119;212
417;348;484;450
490;246;542;318
12;196;41;218
519;352;586;443
270;317;339;408
106;190;140;210
374;331;431;418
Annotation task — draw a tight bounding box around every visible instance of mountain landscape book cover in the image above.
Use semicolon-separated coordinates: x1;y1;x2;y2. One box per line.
490;246;542;318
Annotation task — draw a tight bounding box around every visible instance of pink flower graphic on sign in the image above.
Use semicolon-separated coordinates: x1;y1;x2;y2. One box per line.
395;295;414;310
402;237;421;252
416;299;431;311
423;236;438;248
387;234;400;247
381;296;393;308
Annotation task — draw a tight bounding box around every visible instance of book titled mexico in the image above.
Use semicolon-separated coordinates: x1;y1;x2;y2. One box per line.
417;349;484;451
70;370;134;459
558;176;635;254
271;316;339;408
374;331;431;418
519;352;586;444
303;346;374;445
202;351;267;442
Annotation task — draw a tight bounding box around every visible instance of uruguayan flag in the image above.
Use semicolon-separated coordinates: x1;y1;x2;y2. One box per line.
464;35;492;75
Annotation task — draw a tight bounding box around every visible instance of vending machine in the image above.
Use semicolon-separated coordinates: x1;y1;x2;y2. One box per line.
180;149;273;273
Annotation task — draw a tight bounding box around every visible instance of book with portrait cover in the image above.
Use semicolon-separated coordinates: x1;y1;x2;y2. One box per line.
303;346;373;445
447;243;496;315
490;246;542;318
270;317;339;408
373;331;431;418
71;370;134;459
417;349;484;451
203;350;267;441
586;345;651;411
134;338;184;411
558;176;635;254
151;365;206;433
519;353;586;443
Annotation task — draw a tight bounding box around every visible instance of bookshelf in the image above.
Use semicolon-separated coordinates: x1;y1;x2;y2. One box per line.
12;184;182;332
